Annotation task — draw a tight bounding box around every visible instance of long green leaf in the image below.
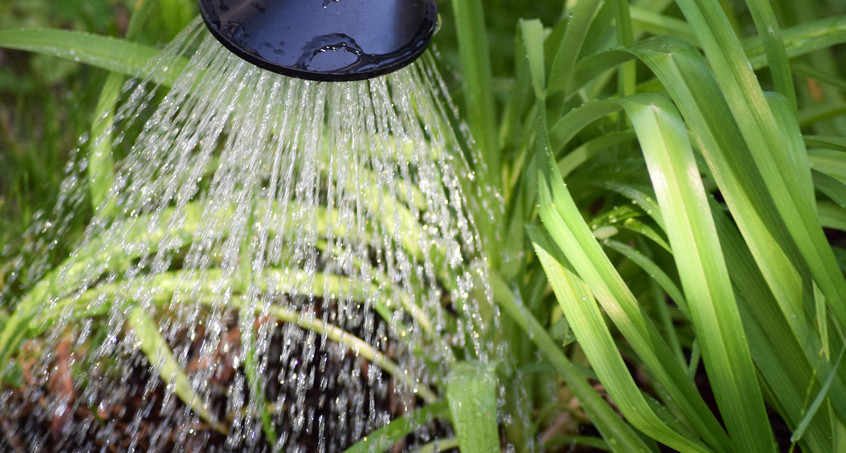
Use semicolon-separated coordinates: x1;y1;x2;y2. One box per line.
709;197;839;452
0;28;180;84
604;240;687;316
619;94;773;452
89;0;156;214
792;341;846;445
745;0;795;108
451;0;499;189
547;0;603;96
569;35;846;445
37;267;440;403
536;113;730;449
530;229;705;452
446;362;500;453
583;37;846;422
746;14;846;70
127;306;227;434
490;270;655;453
343;401;449;453
675;0;846;332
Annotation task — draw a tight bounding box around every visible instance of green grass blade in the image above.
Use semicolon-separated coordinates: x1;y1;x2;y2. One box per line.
604;240;687;317
807;135;846;153
675;0;846;324
613;36;846;436
0;28;177;83
630;6;698;44
618;36;822;380
558;131;636;177
530;229;706;452
619;93;774;452
343;401;449;453
815;171;846;209
709;198;840;452
240;307;279;448
745;0;795;108
767;93;814;206
490;270;655;453
88;74;120;213
520;19;546;101
548;0;603;96
613;0;636;99
0;308;36;381
450;0;499;189
535;113;730;449
595;181;664;228
446;362;500;453
127;306;227;434
792;341;846;445
88;0;156;214
619;219;672;253
746;14;846;70
809;148;846;184
819;202;846;232
34;267;440;403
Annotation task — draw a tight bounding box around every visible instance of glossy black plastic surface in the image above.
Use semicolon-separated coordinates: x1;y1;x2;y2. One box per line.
199;0;437;81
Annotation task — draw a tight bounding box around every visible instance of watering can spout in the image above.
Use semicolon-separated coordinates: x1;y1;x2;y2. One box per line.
198;0;438;81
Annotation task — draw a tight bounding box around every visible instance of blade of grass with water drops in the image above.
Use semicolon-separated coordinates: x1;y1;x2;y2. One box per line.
445;362;500;453
343;400;449;453
0;194;436;388
0;28;184;86
35;267;440;403
88;0;157;214
235;223;279;448
450;0;501;248
127;306;227;434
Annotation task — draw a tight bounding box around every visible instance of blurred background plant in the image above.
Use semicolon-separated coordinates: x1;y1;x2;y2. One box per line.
0;0;194;289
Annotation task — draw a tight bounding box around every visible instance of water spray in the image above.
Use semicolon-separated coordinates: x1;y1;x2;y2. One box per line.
198;0;438;81
0;2;501;450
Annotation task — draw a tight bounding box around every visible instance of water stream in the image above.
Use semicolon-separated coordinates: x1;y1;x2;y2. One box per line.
1;19;498;451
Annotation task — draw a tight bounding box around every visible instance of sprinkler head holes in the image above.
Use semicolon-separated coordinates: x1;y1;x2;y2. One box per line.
199;0;438;82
